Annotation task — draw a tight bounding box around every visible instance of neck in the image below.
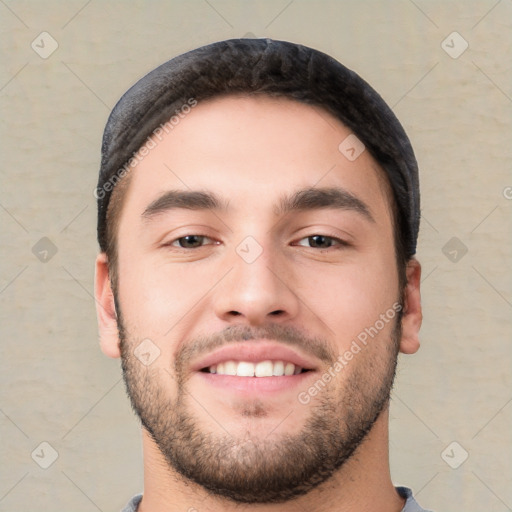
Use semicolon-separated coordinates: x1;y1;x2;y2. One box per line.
137;408;404;512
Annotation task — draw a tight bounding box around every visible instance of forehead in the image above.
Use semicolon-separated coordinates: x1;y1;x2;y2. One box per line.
119;94;393;224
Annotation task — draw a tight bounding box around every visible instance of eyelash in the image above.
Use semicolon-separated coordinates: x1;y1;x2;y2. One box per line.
294;235;350;249
167;235;217;249
166;234;350;250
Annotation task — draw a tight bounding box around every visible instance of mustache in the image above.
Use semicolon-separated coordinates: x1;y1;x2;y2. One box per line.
174;324;336;373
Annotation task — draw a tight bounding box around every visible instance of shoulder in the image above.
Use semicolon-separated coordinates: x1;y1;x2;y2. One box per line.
396;486;434;512
121;493;143;512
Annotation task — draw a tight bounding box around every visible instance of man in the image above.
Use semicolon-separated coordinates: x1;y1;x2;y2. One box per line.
94;38;428;511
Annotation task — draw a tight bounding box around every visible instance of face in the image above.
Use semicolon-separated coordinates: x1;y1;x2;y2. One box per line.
97;95;421;503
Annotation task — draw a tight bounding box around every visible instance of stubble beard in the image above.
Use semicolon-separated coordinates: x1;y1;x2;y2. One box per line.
118;311;401;504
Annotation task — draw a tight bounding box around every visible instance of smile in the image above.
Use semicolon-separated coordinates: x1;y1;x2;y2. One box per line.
202;360;308;377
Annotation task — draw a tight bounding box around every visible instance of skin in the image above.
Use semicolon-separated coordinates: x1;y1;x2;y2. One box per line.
95;95;422;512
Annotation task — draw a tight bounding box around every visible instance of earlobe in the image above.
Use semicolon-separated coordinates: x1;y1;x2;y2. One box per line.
399;258;422;355
95;252;121;359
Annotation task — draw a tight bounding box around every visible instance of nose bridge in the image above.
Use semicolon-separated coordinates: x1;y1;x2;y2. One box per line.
214;234;299;323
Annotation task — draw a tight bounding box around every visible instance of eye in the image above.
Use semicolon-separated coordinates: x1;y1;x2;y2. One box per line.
169;235;215;249
295;235;348;249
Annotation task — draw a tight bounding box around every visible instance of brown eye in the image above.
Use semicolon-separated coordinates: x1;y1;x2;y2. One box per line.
307;235;334;249
296;235;346;249
172;235;210;249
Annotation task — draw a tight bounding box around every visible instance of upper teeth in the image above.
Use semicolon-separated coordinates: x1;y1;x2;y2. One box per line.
209;360;302;377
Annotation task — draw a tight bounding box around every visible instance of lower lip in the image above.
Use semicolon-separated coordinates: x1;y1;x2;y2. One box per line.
196;371;315;394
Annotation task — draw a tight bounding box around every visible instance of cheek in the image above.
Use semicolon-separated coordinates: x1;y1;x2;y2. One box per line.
116;248;220;338
295;253;399;344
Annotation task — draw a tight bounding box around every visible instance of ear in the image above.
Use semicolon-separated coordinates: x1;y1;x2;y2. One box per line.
95;252;121;358
399;258;422;355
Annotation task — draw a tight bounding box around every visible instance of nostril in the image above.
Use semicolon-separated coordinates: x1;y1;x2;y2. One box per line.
270;310;284;316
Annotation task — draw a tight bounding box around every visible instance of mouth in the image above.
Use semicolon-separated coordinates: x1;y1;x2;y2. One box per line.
200;360;311;377
191;341;319;394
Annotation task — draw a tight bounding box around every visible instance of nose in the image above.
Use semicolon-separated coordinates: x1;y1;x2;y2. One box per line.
213;241;300;326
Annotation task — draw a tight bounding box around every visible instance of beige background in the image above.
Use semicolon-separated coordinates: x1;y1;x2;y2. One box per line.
1;1;511;511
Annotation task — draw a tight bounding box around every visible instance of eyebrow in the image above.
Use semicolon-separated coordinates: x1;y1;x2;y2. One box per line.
142;190;229;219
142;187;374;223
274;187;374;222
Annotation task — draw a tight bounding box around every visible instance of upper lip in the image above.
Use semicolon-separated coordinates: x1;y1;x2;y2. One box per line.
191;340;320;372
